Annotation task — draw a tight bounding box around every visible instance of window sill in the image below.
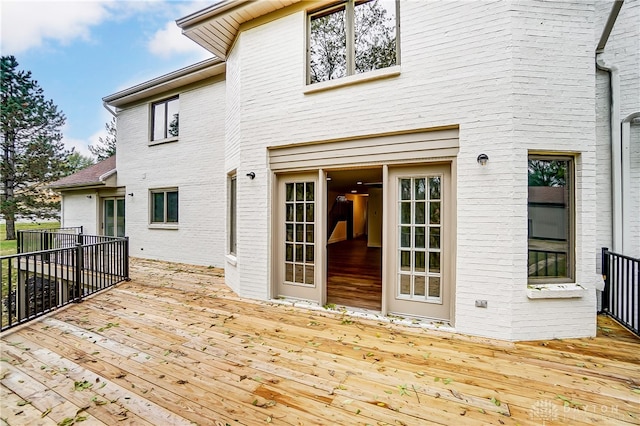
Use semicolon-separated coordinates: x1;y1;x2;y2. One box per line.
226;254;237;267
148;223;179;230
148;136;178;146
526;283;586;299
304;65;401;95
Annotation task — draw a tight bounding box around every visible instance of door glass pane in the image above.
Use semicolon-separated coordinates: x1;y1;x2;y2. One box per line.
286;183;294;202
429;177;441;200
415;276;426;296
414;178;425;200
400;226;411;248
415;202;425;224
305;182;314;201
415;227;425;248
399;274;410;295
400;251;411;271
306;224;314;243
306;203;314;222
429;252;440;273
296;204;304;222
400;202;411;224
296;183;304;201
296;224;304;242
415;251;425;272
104;200;115;236
429;227;440;249
400;179;411;200
116;199;125;237
286;204;294;222
305;245;314;263
428;276;441;298
429;202;440;224
286;224;293;242
284;181;315;286
286;263;293;281
286;244;293;262
305;265;315;285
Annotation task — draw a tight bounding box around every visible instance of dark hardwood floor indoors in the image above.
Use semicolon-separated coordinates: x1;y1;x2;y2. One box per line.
327;236;382;310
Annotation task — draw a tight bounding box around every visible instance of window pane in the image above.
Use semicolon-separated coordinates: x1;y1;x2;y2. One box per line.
528;158;571;279
285;263;293;281
167;98;179;137
166;191;178;222
309;6;347;83
296;204;304;222
400;250;411;271
295;244;304;263
306;224;314;243
286;244;293;262
229;177;237;254
286;204;294;222
429;227;440;249
152;103;165;140
116;199;125;237
296;183;305;201
306;203;314;222
429;252;440;273
104;200;115;236
286;224;293;242
305;265;315;285
296;224;304;242
306;245;314;263
354;0;397;74
295;264;304;283
152;193;164;222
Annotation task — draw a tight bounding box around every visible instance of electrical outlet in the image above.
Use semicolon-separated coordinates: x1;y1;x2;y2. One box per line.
475;300;488;308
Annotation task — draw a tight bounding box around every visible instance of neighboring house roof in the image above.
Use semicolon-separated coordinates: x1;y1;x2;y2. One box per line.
177;0;305;60
50;156;117;190
103;58;225;107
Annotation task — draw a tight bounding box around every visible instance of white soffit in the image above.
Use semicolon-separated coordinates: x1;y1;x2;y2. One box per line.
176;0;303;59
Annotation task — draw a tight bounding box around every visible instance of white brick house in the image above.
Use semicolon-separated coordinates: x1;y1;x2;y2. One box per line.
56;0;639;341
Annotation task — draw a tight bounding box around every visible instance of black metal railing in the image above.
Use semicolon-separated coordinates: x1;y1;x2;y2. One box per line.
1;231;129;332
601;247;639;337
17;226;83;253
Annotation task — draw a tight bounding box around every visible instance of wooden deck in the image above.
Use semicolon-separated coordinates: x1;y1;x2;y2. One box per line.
1;258;639;426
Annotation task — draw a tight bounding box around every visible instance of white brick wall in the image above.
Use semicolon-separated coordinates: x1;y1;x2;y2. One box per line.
226;0;602;340
117;80;227;268
60;191;99;235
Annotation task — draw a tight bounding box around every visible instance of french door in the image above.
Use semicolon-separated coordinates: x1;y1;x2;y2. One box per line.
386;164;452;321
103;198;125;237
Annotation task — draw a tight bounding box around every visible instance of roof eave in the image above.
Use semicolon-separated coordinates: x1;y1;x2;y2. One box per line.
103;58;225;107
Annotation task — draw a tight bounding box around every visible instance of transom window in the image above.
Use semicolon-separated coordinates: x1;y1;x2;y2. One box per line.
150;189;178;224
285;182;315;285
397;176;442;302
308;0;399;84
528;156;574;282
151;97;179;141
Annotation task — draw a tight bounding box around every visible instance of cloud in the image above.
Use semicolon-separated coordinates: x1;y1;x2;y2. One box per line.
63;136;94;158
0;1;114;54
147;20;211;60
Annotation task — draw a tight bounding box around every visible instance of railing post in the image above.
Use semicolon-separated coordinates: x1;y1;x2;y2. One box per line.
124;236;130;281
601;247;610;313
74;237;83;303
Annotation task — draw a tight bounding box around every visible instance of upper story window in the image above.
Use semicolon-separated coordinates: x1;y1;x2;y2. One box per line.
527;156;574;283
151;97;179;141
308;0;399;85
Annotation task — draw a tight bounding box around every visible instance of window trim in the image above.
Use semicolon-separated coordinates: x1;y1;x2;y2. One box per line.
228;174;237;256
149;188;179;227
306;0;401;85
150;96;179;144
527;154;575;284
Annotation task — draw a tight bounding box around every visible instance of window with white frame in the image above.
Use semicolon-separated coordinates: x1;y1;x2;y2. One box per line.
150;189;179;224
151;97;179;141
229;174;237;255
308;0;399;84
527;156;574;282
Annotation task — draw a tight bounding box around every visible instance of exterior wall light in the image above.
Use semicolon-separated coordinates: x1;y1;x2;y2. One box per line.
477;153;489;166
127;193;134;197
246;172;256;179
86;195;92;199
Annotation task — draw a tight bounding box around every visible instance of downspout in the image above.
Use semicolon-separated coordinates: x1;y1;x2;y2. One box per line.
595;0;624;252
621;112;640;253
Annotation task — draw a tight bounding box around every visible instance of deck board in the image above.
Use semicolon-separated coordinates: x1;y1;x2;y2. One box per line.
2;258;639;426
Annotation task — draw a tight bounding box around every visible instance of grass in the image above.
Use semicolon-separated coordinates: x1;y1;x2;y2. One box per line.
1;221;60;256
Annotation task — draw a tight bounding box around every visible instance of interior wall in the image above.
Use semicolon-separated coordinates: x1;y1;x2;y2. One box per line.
346;194;367;238
367;188;382;248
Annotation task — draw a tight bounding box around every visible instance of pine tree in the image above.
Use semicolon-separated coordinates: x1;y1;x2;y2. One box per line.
1;55;69;240
89;116;116;161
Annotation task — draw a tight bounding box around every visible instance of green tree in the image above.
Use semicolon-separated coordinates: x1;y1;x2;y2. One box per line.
89;116;116;160
1;55;69;240
66;151;95;174
528;159;567;187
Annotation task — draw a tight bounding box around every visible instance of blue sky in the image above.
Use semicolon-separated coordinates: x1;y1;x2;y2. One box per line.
1;0;214;157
